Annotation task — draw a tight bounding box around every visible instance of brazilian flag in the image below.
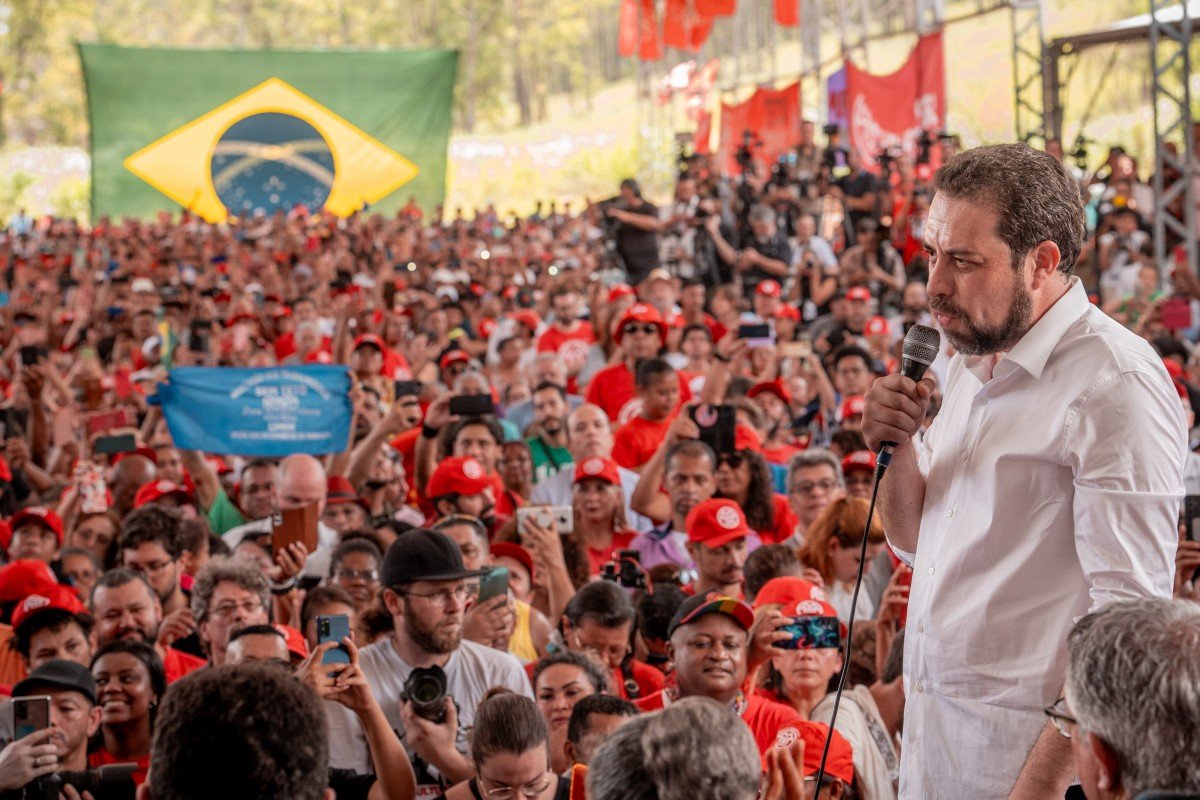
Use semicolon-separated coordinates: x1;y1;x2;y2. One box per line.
79;45;458;221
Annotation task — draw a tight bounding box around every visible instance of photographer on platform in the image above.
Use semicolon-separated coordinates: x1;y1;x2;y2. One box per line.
602;179;662;285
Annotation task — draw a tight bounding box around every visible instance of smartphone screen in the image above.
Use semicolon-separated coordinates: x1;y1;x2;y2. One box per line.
690;403;736;457
774;616;842;650
477;567;510;605
12;696;50;740
316;614;351;665
449;394;494;417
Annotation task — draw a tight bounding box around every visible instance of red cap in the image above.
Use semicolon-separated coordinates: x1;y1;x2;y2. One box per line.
734;424;762;453
0;560;59;604
327;476;369;511
478;318;497;339
274;623;310;660
841;450;877;475
864;315;891;337
840;395;866;419
686;498;751;548
613;303;667;346
133;480;195;509
748;380;791;406
1164;359;1185;379
607;284;636;304
573;456;621;487
490;542;535;585
0;455;12;483
12;585;87;632
797;722;855;784
510;310;541;333
774;304;801;322
756;280;782;297
205;456;233;476
753;576;832;614
9;507;64;545
225;312;257;328
439;350;471;371
426;456;491;499
845;286;871;302
353;334;386;352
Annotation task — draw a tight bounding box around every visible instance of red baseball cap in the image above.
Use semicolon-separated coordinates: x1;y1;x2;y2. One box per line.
841;450;877;475
774;304;801;322
205;456;233;476
607;284;636;304
573;456;621;487
439;350;471;371
734;424;762;453
613;303;667;346
864;316;891;337
667;590;755;637
510;310;541;333
0;560;59;604
327;476;369;511
274;623;310;661
353;334;386;352
845;287;871;302
797;721;855;784
840;395;866;419
12;585;87;633
752;576;832;615
133;480;196;510
426;456;492;500
490;541;535;585
10;507;64;545
756;280;782;297
748;380;791;406
686;498;751;548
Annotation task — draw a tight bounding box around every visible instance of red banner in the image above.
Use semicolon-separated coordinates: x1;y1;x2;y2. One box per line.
844;31;945;171
716;82;801;176
663;0;714;51
774;0;799;27
618;0;662;60
696;0;736;16
694;109;713;154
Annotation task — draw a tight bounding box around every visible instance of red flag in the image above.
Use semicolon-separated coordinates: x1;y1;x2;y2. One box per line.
844;32;946;171
665;0;714;52
618;0;639;57
717;82;801;175
638;0;662;61
774;0;799;26
696;0;736;17
695;109;713;154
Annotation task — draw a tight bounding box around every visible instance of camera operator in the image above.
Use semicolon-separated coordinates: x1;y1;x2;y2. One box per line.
828;149;882;245
839;218;906;310
1097;206;1150;306
789;215;839;323
325;528;532;795
708;204;791;296
603;179;662;286
661;175;702;279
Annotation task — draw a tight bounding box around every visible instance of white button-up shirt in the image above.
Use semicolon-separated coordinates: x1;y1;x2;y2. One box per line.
896;278;1186;799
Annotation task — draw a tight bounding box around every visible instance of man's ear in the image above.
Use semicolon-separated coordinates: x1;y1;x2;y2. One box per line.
383;587;405;618
87;704;102;739
1087;731;1122;794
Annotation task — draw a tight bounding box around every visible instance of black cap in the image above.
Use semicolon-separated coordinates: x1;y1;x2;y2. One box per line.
382;529;487;587
13;660;96;705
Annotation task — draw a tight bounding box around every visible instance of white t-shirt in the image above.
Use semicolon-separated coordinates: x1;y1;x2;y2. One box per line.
326;637;533;790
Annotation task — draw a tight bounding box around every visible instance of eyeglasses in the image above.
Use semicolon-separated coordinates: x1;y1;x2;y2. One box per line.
1044;697;1078;739
791;479;840;495
401;584;472;608
479;771;553;799
718;454;745;469
210;599;265;619
333;568;380;583
844;474;874;486
622;323;659;337
130;559;174;577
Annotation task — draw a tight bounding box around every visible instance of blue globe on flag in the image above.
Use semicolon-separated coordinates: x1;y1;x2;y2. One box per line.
210;112;335;216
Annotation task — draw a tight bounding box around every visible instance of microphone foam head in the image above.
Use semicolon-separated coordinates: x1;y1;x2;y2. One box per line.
903;323;941;366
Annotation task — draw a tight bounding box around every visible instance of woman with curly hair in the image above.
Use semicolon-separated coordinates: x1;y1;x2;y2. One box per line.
798;497;887;622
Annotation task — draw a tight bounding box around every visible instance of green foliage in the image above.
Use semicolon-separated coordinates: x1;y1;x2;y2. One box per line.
0;169;36;222
47;175;90;221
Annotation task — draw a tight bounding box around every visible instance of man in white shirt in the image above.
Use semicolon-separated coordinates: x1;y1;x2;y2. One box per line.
862;143;1186;800
325;528;532;796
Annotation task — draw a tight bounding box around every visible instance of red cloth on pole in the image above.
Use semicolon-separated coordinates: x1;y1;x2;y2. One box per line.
697;0;736;16
774;0;799;26
716;82;801;175
694;108;713;154
618;0;639;57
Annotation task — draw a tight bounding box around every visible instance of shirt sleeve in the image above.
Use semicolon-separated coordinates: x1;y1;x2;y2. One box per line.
1065;369;1187;610
206;487;247;535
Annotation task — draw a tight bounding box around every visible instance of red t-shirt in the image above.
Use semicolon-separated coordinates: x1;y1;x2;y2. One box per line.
612;658;666;701
635;691;806;767
537;324;596;374
760;442;802;467
756;494;797;545
388;428;421;507
163;646;206;684
612;415;672;470
89;748;150;787
585;364;692;424
586;530;639;577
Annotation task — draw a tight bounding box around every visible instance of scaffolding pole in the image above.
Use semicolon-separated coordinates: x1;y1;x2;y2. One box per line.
1150;0;1198;274
1010;0;1047;145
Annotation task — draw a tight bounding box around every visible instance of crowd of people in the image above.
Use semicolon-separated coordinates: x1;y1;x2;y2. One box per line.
0;121;1195;800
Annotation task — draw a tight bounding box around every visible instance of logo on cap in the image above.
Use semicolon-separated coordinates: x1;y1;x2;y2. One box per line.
694;403;717;427
582;458;604;475
716;506;741;530
157;481;173;492
22;595;50;613
462;459;484;480
774;727;799;749
795;599;824;615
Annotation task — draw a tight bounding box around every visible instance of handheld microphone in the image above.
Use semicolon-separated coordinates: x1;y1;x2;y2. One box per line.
876;323;941;472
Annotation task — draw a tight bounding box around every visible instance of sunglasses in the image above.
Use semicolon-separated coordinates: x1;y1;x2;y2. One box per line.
718;454;745;469
622;323;659;336
775;615;841;650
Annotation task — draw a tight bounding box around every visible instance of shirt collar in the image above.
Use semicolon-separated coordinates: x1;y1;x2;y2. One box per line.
962;277;1088;382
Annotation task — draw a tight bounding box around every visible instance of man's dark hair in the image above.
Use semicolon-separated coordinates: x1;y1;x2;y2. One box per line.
532;651;610;695
329;537;383;577
564;581;635;630
119;505;184;559
176;518;211;557
90;567;156;609
635;357;675;389
228;624;285;645
438;415;504;460
11;609;95;660
1153;336;1191;364
240;458;277;478
636;584;685;643
665;439;716;473
934;143;1085;274
567;694;640;745
208;533;231;559
829;429;867;454
148;662;329;800
299;585;356;636
532;381;568;401
743;545;799;603
831;344;872;373
680;323;713;343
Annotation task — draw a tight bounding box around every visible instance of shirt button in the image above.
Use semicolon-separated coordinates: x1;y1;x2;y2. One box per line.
915;681;924;693
928;566;936;576
960;451;968;460
917;623;925;633
945;508;954;518
980;397;989;406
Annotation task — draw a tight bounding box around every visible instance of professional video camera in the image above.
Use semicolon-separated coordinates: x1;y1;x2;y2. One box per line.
23;764;137;800
601;549;648;592
735;130;762;174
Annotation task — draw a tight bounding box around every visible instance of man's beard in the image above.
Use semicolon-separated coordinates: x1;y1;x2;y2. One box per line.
930;279;1032;356
404;607;461;655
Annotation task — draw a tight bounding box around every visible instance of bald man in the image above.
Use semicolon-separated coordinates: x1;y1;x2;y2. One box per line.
222;454;337;578
110;455;158;519
530;403;651;532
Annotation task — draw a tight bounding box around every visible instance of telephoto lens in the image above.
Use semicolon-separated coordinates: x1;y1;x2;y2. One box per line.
401;665;449;723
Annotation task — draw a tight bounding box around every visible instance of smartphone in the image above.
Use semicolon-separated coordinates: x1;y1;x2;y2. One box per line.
316;614;351;665
517;505;574;536
476;566;510;605
690;403;737;457
449;394;494;417
86;409;133;437
12;695;50;740
779;340;812;359
394;380;422;400
737;323;774;350
271;500;320;559
19;345;48;366
94;433;137;456
80;462;110;515
775;616;842;650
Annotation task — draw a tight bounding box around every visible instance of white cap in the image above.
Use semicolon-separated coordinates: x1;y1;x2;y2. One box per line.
131;278;156;294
